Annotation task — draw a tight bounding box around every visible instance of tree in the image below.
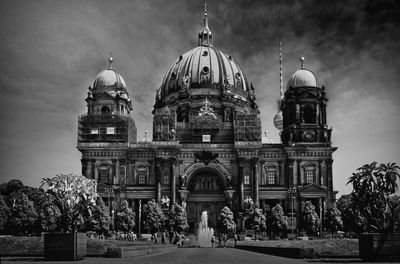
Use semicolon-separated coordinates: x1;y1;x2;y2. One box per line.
325;205;343;237
7;193;38;235
166;203;188;233
347;162;400;233
0;179;24;198
336;194;367;234
114;199;135;233
83;197;110;235
38;193;61;232
217;206;236;235
41;174;98;232
142;199;165;234
246;207;266;240
266;204;289;238
0;195;9;232
300;201;320;236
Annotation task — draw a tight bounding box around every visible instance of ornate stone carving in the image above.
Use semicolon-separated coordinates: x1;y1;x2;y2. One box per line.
194;151;219;165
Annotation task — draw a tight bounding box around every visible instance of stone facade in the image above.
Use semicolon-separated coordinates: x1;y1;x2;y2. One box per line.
77;9;337;233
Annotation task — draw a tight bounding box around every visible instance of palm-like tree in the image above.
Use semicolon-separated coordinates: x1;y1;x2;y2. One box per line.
347;162;400;233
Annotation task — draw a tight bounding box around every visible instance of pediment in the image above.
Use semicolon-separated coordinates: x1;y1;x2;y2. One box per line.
299;183;327;192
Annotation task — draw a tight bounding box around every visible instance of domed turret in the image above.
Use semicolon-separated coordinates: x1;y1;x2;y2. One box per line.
281;56;331;144
286;56;318;89
78;57;137;144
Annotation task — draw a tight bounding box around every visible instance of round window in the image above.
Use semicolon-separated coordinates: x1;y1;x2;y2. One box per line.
202;50;208;56
202;66;209;74
235;72;241;80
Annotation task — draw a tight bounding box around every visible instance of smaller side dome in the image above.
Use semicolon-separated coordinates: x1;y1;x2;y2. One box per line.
286;69;317;89
93;69;127;89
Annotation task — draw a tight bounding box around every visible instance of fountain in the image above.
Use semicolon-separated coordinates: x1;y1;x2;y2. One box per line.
197;211;214;247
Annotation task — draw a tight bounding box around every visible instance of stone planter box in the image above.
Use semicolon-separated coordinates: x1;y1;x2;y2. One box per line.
44;233;86;261
359;233;400;261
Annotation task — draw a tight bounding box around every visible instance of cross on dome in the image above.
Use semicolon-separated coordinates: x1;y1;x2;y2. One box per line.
299;55;305;69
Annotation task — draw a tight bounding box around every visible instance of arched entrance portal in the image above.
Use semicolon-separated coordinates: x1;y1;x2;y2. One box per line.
186;169;226;231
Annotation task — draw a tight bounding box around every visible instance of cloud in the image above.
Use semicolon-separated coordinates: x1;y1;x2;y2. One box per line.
0;0;399;196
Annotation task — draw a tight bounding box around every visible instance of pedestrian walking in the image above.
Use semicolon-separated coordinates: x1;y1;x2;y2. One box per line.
169;229;174;244
161;231;166;244
234;233;238;246
211;235;215;248
153;232;158;245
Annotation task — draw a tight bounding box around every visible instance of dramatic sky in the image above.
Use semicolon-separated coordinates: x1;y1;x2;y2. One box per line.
0;0;399;196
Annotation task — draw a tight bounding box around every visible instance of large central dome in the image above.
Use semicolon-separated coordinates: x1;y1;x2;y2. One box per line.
152;6;260;143
159;45;248;100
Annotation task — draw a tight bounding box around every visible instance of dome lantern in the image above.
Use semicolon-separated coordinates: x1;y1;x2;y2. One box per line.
198;3;213;47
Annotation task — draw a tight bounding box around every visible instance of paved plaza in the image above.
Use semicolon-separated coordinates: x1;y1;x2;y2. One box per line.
1;248;396;264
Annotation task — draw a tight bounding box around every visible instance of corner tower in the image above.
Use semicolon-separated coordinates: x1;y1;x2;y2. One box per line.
281;57;331;144
77;57;137;181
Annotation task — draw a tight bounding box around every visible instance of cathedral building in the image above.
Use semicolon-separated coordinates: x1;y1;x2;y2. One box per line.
77;7;337;233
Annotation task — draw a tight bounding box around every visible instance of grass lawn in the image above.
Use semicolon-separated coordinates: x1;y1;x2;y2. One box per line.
237;238;359;257
0;236;153;256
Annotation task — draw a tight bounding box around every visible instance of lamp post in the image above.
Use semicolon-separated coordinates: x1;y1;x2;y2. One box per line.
288;187;298;239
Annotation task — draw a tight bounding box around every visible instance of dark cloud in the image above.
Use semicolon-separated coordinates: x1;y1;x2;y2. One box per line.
0;0;399;194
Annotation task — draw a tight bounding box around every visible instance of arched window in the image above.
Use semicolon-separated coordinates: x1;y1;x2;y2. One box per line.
264;163;279;185
101;106;111;115
303;105;316;123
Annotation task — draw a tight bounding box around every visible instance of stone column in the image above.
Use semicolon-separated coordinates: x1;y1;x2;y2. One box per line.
316;161;320;185
252;160;259;207
281;161;285;186
86;160;92;179
94;161;100;181
155;160;162;203
115;160;120;184
238;163;244;211
293;160;298;186
170;159;176;205
321;160;327;186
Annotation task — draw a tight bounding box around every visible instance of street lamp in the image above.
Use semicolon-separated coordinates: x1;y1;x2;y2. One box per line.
288;187;298;239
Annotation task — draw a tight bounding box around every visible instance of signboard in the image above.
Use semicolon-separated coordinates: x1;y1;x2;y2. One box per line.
202;134;211;142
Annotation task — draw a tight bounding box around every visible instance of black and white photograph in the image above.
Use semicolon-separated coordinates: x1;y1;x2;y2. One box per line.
0;0;399;263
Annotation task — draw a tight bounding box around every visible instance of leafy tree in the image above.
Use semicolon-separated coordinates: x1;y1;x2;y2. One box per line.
166;203;188;232
390;195;400;233
347;162;400;232
246;207;266;240
41;174;98;232
115;199;135;233
142;199;165;234
300;201;320;236
336;194;367;233
38;193;61;232
0;195;9;232
266;204;289;237
0;179;24;198
325;205;343;237
217;206;236;235
83;197;110;234
7;193;38;235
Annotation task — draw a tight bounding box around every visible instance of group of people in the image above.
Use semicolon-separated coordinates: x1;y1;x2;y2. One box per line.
151;230;186;247
210;233;239;248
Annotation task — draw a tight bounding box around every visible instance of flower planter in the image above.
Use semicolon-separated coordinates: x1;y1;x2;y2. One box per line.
44;233;86;261
359;233;400;261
